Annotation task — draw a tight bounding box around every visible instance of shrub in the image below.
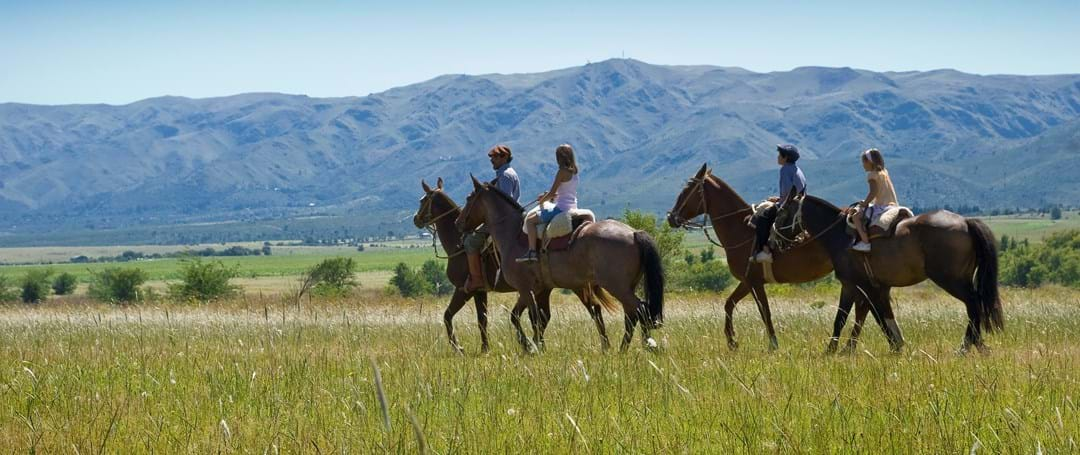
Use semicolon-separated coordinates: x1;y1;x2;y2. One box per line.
390;262;431;297
20;269;54;303
169;258;240;302
1000;230;1080;288
88;268;149;303
0;275;20;302
420;259;452;296
52;272;78;295
298;257;359;300
671;262;734;292
620;209;685;266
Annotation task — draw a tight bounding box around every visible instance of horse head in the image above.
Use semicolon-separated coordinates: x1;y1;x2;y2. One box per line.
455;175;489;232
413;177;452;229
667;163;710;228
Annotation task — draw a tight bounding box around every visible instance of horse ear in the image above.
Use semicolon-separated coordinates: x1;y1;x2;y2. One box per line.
470;174;483;191
436;177;444;189
421;179;433;194
695;163;708;179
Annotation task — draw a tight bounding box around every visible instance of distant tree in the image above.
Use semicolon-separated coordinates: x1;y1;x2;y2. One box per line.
685;253;696;265
620;209;685;267
700;247;716;263
52;272;78;295
0;275;19;302
296;257;359;302
89;268;148;303
261;243;272;255
169;258;240;302
1051;207;1062;220
20;269;54;303
390;262;429;297
420;259;452;296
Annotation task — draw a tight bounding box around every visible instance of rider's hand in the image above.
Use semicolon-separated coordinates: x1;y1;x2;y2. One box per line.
768;196;780;203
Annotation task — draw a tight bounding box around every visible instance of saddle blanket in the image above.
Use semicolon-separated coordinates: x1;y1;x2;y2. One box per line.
523;202;596;239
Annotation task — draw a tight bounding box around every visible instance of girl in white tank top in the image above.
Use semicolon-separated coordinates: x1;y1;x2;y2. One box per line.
518;144;580;263
852;148;899;252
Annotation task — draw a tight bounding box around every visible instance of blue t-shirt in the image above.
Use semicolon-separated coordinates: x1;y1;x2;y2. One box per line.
494;164;521;203
778;163;806;202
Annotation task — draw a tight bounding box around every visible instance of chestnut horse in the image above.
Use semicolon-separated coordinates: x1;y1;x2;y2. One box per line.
780;195;1003;353
456;176;664;352
667;164;834;350
413;178;600;352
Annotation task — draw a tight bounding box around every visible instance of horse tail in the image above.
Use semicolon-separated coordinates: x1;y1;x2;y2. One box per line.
634;231;666;327
590;284;619;313
967;218;1003;332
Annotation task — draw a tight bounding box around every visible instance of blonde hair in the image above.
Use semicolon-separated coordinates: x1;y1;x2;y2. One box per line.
863;148;886;171
555;144;578;174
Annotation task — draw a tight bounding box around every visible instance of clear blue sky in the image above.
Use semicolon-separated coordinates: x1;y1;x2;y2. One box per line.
2;0;1078;105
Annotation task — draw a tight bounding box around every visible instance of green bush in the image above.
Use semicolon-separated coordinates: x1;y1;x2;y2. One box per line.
620;209;685;267
52;272;79;295
169;258;240;302
670;262;734;292
88;268;149;303
1000;230;1080;288
390;262;430;297
420;260;452;296
20;269;54;303
0;275;20;302
298;257;359;299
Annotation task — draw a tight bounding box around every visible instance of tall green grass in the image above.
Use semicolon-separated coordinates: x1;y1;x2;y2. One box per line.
0;286;1076;452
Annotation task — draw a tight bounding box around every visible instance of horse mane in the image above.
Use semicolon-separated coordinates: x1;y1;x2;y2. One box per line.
483;183;524;212
801;194;842;213
706;173;750;208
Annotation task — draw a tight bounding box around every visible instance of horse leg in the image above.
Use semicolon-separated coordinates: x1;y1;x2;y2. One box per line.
443;289;469;353
575;289;610;351
606;287;645;352
842;300;871;354
533;289;553;351
723;281;751;350
510;293;537;353
828;284;859;354
865;286;904;352
749;284;779;351
473;292;490;353
935;279;984;354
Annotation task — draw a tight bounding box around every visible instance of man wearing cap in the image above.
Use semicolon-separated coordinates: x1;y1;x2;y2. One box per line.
462;145;520;292
751;144;806;263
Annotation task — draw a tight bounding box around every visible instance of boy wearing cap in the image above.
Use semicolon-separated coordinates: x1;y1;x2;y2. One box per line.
751;144;806;263
462;145;520;291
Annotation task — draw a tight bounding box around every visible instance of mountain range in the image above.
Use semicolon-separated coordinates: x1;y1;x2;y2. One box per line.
2;59;1079;241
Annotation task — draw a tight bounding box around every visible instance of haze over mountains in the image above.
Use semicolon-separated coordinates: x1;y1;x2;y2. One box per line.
1;59;1079;240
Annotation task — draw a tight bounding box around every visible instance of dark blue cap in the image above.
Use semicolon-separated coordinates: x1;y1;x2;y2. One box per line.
777;144;800;162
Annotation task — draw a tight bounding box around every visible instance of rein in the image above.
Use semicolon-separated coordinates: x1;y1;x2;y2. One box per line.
670;177;754;250
416;192;466;260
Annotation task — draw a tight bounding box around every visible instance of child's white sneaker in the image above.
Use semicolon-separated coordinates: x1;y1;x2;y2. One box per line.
852;241;872;252
752;250;774;263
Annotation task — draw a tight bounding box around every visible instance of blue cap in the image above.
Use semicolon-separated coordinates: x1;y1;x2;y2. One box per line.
776;144;800;162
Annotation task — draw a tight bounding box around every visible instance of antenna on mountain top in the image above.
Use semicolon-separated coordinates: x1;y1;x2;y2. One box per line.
622;50;625;58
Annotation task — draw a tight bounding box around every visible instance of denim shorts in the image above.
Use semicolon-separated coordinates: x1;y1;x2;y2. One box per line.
539;206;563;224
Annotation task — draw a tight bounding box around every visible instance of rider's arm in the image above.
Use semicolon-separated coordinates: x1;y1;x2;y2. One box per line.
861;177;880;207
538;169;572;203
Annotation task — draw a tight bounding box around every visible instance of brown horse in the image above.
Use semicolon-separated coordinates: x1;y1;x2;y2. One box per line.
455;176;665;352
667;164;834;350
780;195;1003;353
413;178;598;352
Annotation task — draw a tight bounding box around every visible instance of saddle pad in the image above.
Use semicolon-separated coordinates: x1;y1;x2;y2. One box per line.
523;203;596;239
846;205;913;231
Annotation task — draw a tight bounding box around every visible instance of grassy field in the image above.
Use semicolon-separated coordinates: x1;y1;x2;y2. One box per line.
0;286;1076;452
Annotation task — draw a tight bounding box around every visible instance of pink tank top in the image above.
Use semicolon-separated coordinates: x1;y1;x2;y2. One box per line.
555;173;579;211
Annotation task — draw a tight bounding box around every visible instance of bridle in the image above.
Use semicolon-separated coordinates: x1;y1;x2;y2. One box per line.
415;190;465;259
668;176;754;249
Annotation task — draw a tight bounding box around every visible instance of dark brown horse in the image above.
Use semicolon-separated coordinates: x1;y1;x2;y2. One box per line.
456;176;664;352
667;164;834;350
413;178;598;352
780;195;1003;353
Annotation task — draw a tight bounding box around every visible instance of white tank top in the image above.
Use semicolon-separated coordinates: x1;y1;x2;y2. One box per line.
555;173;579;211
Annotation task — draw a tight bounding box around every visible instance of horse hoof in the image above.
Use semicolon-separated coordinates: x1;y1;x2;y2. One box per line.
644;337;659;351
825;341;838;355
768;339;779;352
728;340;739;351
480;344;490;354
